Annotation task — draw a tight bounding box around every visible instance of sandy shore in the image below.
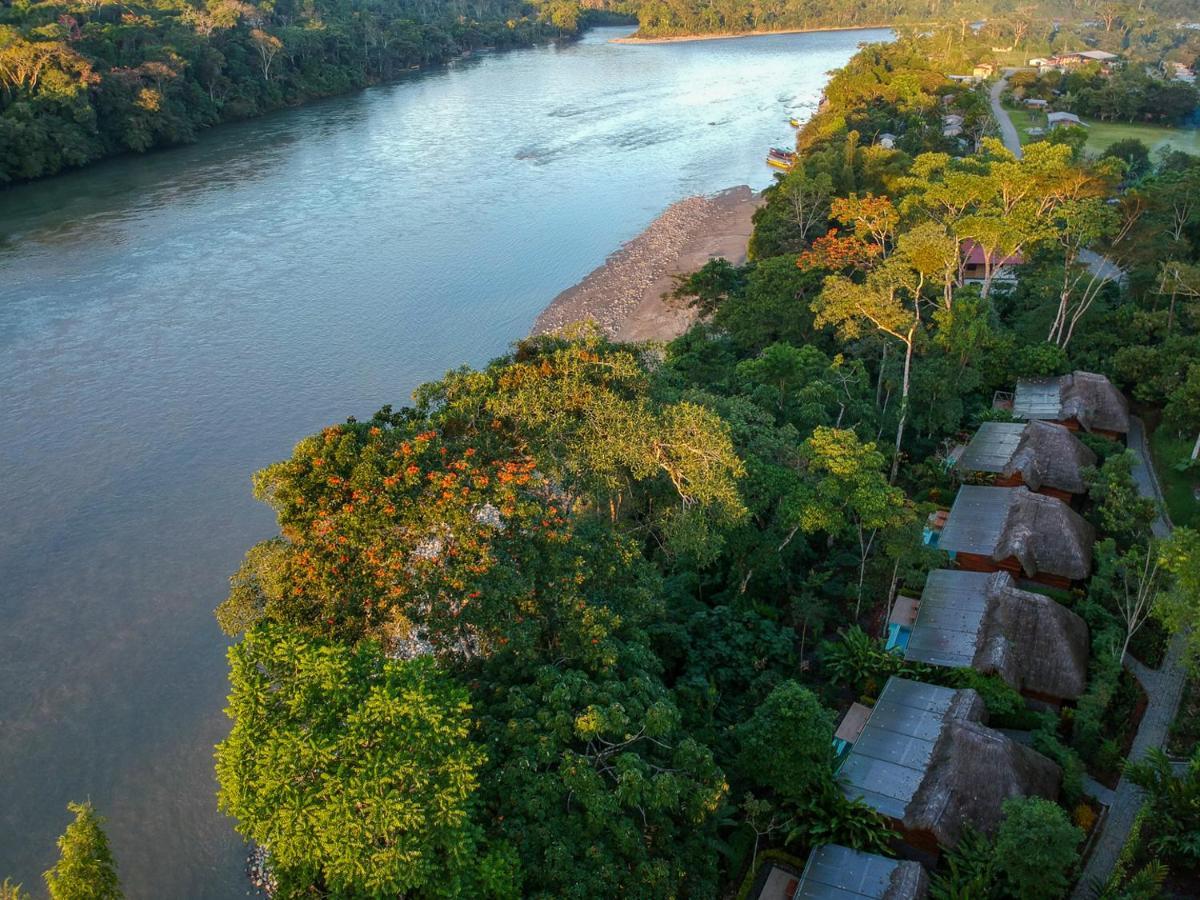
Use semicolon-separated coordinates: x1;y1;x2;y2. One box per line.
531;186;762;344
611;24;894;45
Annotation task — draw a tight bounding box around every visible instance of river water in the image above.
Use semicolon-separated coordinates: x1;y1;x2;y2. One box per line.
0;25;887;897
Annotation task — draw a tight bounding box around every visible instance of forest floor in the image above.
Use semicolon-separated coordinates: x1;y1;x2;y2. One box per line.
531;186;761;343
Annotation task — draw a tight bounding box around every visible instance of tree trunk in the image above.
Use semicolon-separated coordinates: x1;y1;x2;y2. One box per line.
890;334;914;484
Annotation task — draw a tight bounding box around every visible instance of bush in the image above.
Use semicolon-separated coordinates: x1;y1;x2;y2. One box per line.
993;797;1083;900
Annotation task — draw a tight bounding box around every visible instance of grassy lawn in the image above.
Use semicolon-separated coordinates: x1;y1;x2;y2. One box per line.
1082;120;1200;157
1149;427;1200;529
1000;103;1200;157
1003;104;1042;145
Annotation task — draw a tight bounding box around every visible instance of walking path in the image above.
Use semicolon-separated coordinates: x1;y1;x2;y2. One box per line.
1071;417;1186;897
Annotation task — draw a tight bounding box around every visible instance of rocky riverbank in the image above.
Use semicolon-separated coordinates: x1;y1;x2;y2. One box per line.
531;185;762;343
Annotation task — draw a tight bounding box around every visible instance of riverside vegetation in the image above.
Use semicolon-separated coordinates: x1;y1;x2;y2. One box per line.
193;20;1200;900
5;9;1200;900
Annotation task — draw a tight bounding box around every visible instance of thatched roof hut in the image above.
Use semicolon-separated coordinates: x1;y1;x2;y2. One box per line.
789;845;928;899
838;678;1061;850
956;420;1097;496
1012;371;1130;437
904;570;1089;702
937;485;1095;585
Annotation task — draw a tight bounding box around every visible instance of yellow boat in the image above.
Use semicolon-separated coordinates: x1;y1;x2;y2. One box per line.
767;157;791;171
789;118;801;127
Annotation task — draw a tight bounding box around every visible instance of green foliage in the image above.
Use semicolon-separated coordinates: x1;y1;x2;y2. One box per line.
475;652;728;899
992;797;1083;900
216;626;489;898
43;802;122;900
930;826;997;900
1084;452;1158;548
0;881;28;900
1124;747;1200;866
0;1;567;183
735;681;834;801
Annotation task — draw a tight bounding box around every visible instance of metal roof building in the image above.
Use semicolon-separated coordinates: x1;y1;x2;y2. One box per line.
937;486;1013;557
837;679;952;821
955;420;1096;496
903;570;991;669
957;422;1026;475
1012;371;1130;436
836;677;1062;848
935;485;1094;584
903;570;1090;701
792;845;928;899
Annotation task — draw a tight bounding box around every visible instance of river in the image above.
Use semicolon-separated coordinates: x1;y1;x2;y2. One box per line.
0;24;888;897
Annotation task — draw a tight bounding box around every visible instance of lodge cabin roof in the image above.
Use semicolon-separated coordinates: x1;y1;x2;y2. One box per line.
1012;371;1130;435
793;844;929;899
937;485;1095;581
955;420;1097;494
904;570;1090;700
838;677;1061;846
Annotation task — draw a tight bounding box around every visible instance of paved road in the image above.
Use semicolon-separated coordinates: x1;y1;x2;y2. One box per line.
1071;417;1186;897
989;74;1024;157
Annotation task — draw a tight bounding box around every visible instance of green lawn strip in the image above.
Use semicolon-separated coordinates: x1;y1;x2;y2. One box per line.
1082;120;1200;156
1148;427;1199;528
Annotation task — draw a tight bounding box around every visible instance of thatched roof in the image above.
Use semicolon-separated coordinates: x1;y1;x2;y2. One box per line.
939;486;1095;581
957;420;1096;494
794;845;929;899
1013;371;1130;435
839;678;1061;848
906;570;1090;700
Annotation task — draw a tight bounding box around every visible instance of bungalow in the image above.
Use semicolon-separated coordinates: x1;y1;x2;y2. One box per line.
954;420;1097;500
973;63;995;79
1027;57;1051;67
1012;371;1130;438
933;485;1095;588
961;239;1024;285
901;570;1089;704
754;845;928;900
1022;97;1049;108
1047;110;1086;129
836;677;1061;852
1167;61;1196;83
878;132;898;149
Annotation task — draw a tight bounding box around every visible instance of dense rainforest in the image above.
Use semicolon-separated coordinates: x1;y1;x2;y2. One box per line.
182;23;1200;900
6;0;1199;185
4;6;1200;900
0;0;574;183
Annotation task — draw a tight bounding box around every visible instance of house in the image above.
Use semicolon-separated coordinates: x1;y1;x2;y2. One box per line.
836;677;1061;852
878;132;898;149
1167;61;1196;83
947;74;980;85
1023;97;1049;108
1027;57;1051;67
1078;50;1119;63
901;570;1089;704
933;485;1095;588
1047;110;1086;129
1012;371;1130;438
774;845;929;899
961;239;1024;285
954;420;1097;499
973;63;995;79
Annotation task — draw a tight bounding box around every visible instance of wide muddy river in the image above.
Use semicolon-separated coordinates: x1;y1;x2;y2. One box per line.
0;24;887;896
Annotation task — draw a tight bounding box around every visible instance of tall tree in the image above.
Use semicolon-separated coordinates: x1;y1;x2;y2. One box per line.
216;626;493;898
43;802;122;900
